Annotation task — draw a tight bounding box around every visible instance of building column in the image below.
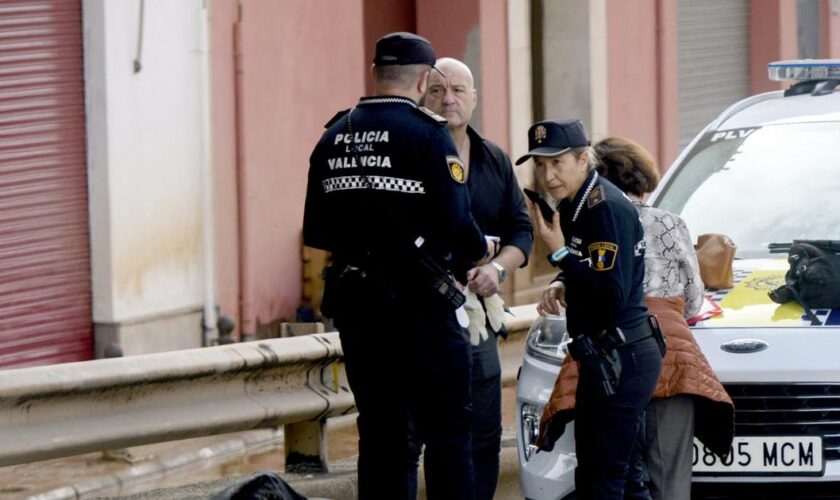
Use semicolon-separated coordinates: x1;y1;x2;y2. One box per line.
749;0;798;94
654;0;678;169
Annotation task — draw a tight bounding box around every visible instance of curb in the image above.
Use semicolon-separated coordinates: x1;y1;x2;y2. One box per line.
104;438;521;500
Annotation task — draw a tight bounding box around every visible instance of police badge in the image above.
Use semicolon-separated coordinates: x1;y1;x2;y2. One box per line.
588;242;618;271
535;124;547;144
446;155;466;183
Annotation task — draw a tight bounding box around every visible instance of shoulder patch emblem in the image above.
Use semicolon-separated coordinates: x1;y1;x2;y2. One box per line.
587;185;605;208
324;108;350;128
446;155;466;184
588;241;618;271
417;106;448;124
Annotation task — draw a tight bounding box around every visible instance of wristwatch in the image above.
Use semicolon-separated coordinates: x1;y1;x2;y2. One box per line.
490;261;507;283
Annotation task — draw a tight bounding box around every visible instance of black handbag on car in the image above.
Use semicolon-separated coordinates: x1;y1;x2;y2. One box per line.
769;240;840;324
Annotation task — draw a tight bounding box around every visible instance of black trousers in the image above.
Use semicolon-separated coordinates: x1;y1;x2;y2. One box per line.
574;336;662;500
406;351;501;500
334;277;475;500
471;371;502;500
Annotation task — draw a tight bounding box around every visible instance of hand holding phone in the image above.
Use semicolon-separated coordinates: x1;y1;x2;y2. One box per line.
523;188;556;224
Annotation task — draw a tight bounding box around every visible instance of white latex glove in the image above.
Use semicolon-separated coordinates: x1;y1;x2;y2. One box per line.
484;293;507;333
464;288;488;346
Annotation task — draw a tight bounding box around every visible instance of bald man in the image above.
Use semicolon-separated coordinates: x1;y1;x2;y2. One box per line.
420;57;533;500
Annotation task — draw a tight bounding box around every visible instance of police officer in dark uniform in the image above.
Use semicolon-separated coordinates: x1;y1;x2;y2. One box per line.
303;32;487;500
519;119;663;499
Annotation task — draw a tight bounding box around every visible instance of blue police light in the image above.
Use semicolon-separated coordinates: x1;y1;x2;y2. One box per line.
768;59;840;81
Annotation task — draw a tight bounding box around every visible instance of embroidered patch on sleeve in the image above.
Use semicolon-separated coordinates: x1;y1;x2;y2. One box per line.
588;241;618;271
446;155;466;184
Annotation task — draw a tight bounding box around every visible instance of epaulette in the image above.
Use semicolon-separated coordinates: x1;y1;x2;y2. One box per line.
416;106;448;125
324;109;351;129
587;185;606;208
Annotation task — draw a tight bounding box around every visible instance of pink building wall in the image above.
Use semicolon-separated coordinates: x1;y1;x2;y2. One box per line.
210;1;239;335
209;1;511;338
211;0;365;337
479;0;510;152
606;1;662;168
750;0;798;94
417;0;510;150
363;0;416;94
204;1;831;337
416;0;478;59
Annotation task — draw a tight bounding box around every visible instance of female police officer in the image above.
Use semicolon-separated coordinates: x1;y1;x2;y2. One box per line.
518;119;663;499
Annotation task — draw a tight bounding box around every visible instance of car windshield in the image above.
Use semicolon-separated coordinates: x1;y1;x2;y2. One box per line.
656;121;840;259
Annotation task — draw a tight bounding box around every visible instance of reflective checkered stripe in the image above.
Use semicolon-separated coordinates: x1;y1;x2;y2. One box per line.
323;175;425;194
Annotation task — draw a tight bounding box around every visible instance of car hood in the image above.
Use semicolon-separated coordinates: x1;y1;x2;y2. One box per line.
690;258;840;382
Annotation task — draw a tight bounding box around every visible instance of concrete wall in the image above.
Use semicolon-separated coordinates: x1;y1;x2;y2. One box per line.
589;0;608;141
85;0;368;353
540;0;591;128
84;0;206;355
507;0;533;169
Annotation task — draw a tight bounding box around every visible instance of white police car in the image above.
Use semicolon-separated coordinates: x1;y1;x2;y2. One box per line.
516;60;840;499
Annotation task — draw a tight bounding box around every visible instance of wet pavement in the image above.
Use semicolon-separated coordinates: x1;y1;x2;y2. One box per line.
0;417;357;498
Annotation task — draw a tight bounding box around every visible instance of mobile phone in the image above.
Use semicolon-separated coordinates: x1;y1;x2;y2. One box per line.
523;188;556;224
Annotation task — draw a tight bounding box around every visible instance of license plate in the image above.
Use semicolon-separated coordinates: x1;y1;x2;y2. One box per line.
692;436;823;475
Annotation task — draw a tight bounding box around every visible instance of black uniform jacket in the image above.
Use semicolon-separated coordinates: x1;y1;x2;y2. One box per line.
466;125;532;266
554;170;648;336
303;96;485;292
465;125;533;376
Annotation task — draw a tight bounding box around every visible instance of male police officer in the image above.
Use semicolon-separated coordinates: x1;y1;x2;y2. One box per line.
303;32;487;499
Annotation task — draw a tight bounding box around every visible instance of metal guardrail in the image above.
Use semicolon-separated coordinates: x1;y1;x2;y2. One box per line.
0;305;538;471
0;333;353;469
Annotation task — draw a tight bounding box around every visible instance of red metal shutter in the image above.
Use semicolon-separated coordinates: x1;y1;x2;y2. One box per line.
0;0;92;367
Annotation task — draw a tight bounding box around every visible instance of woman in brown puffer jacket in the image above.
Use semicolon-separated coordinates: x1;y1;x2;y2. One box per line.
537;136;734;500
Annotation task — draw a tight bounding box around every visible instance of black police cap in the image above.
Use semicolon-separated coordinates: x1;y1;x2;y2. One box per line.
373;32;437;67
515;119;590;166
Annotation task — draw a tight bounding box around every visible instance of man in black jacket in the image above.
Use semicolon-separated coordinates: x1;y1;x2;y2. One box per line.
421;57;533;500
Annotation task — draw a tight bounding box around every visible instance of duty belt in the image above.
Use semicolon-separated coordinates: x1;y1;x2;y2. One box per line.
616;320;653;344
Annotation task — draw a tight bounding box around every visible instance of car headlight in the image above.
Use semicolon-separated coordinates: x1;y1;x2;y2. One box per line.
520;403;542;461
524;313;570;365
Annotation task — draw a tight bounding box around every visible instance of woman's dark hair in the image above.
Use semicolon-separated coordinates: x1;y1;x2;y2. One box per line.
593;136;660;196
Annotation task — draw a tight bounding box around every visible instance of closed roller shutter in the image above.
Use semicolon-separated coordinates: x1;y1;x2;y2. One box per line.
677;0;750;149
0;0;92;367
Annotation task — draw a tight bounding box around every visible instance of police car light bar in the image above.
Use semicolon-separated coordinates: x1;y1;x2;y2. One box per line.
768;59;840;81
